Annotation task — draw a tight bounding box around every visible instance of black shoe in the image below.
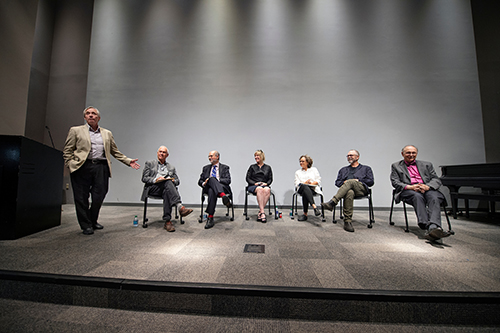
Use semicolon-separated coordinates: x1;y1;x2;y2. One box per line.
222;195;232;208
321;200;335;211
82;228;94;235
314;208;321;216
426;227;450;240
298;215;308;221
344;222;354;232
205;217;214;229
92;223;104;230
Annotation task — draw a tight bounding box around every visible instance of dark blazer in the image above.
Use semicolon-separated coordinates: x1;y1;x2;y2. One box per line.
141;159;180;201
390;160;442;203
335;164;374;191
198;163;231;192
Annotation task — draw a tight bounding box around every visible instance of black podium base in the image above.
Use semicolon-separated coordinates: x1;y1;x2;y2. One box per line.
0;135;63;240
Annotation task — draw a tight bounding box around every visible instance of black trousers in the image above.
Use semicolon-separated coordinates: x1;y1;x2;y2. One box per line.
203;177;231;215
70;160;110;230
147;180;181;221
297;184;316;213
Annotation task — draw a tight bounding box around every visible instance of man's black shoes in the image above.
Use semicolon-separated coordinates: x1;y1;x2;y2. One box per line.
344;222;354;232
425;227;451;241
83;228;94;235
92;223;104;230
205;216;215;229
222;195;232;208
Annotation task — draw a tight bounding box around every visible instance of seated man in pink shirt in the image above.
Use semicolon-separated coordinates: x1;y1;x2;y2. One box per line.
390;145;451;241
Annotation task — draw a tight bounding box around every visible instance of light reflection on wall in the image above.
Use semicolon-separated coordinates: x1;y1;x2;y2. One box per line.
86;0;484;205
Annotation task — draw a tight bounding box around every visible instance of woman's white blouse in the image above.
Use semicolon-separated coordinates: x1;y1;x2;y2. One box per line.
294;167;323;195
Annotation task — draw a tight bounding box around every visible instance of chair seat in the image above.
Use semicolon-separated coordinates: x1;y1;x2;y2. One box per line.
198;190;234;223
244;186;278;220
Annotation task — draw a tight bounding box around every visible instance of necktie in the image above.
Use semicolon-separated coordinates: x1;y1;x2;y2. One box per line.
211;165;217;178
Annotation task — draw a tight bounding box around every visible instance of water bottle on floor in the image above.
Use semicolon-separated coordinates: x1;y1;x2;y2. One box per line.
133;215;139;227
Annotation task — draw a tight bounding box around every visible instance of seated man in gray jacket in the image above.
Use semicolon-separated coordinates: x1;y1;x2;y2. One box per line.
390;145;451;241
141;146;192;232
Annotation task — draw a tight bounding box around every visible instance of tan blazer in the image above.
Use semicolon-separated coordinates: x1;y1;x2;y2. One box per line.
63;124;132;176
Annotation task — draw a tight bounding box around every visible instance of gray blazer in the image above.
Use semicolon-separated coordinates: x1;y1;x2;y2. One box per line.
390;160;442;203
141;159;180;201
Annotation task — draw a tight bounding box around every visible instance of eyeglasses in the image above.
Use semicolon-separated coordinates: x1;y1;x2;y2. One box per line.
346;154;357;157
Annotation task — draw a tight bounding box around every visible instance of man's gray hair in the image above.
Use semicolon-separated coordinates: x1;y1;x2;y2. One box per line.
402;145;418;152
83;106;100;117
157;146;169;154
349;149;360;156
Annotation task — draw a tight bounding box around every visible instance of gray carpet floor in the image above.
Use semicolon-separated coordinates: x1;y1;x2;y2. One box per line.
1;204;499;292
1;298;498;333
1;204;500;332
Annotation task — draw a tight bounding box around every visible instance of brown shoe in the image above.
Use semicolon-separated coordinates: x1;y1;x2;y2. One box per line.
164;221;175;232
179;206;193;217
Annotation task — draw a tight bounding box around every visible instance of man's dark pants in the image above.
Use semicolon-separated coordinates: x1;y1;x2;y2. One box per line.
400;189;445;230
70;160;109;230
203;177;230;215
147;180;181;221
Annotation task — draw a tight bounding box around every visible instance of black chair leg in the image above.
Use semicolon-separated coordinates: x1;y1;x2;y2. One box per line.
143;197;148;228
178;205;184;224
389;197;395;225
273;193;278;219
368;196;374;228
199;195;204;223
442;202;454;235
403;202;410;232
244;190;249;220
320;194;325;222
332;204;337;224
339;199;343;220
229;196;234;221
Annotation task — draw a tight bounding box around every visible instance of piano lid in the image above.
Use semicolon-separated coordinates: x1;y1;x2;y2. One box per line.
440;163;500;178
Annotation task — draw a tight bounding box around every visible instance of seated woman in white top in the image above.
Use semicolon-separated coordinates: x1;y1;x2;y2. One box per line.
294;155;322;221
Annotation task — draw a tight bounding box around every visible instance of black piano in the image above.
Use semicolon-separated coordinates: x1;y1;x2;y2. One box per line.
440;163;500;219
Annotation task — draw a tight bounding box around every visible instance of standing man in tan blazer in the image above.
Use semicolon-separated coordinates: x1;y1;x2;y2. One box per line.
63;106;140;235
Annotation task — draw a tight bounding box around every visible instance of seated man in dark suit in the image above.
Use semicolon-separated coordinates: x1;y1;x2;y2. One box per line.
141;146;192;232
390;145;451;241
198;150;232;229
322;150;374;233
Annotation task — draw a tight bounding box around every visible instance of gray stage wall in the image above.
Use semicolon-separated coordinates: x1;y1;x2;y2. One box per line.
84;0;484;207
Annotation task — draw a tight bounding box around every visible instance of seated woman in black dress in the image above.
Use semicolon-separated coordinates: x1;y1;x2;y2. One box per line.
246;150;273;222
